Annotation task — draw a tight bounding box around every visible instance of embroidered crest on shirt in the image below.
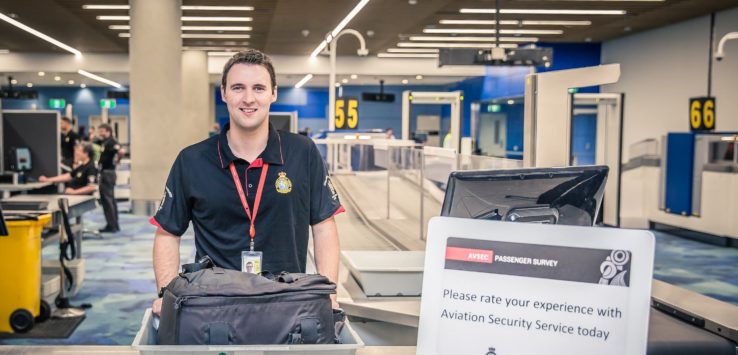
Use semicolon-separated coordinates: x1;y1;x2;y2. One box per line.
275;171;292;194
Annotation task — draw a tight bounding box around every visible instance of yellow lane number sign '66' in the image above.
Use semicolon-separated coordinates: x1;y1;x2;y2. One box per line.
335;98;359;130
689;97;716;131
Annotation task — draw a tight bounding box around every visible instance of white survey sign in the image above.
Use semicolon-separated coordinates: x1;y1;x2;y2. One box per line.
417;217;654;355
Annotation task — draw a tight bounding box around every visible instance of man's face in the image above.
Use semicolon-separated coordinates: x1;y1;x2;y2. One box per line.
220;63;277;132
98;128;110;139
61;120;70;133
73;145;87;161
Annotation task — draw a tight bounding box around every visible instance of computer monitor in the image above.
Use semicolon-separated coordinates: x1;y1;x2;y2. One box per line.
440;166;608;226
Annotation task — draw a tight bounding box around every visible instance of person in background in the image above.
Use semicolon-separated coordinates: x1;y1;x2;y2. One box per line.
39;143;98;195
60;117;79;171
385;127;395;139
96;123;125;233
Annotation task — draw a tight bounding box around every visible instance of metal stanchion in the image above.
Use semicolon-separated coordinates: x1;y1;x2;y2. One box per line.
52;198;85;319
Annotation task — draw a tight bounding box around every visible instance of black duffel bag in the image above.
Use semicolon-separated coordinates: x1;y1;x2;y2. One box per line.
157;256;338;345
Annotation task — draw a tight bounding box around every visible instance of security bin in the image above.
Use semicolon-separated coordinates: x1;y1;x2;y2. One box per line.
341;251;425;297
0;214;52;333
132;309;365;355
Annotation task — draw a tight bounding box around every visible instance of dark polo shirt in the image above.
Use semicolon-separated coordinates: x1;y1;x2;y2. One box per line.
68;161;98;190
151;123;343;273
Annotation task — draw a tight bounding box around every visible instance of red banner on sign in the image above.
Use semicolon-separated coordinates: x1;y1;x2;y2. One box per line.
445;247;494;264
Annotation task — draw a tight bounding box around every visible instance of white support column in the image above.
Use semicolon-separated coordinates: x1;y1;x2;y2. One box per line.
129;0;183;215
182;50;210;144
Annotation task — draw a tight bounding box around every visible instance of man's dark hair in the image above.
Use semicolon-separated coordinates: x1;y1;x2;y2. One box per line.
221;48;277;92
61;116;72;124
98;123;113;133
78;142;94;158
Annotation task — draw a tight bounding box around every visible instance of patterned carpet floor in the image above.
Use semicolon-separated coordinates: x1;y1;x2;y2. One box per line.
1;203;736;345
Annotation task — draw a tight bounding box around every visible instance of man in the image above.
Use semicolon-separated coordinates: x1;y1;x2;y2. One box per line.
60;117;79;170
96;124;124;233
151;49;342;315
39;143;98;195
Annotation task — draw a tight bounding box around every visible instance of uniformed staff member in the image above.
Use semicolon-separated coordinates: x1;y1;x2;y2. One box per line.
60;117;79;170
151;49;343;316
96;123;124;233
39;143;98;195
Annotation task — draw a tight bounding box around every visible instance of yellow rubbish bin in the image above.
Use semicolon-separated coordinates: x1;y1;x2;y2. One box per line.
0;214;51;333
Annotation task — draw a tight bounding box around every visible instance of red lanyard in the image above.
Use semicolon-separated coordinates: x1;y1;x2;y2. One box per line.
229;162;269;251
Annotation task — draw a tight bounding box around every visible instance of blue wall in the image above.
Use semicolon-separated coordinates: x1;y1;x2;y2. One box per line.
0;86;130;134
215;84;447;136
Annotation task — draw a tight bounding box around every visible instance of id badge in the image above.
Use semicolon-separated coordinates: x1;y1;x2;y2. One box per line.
241;251;263;274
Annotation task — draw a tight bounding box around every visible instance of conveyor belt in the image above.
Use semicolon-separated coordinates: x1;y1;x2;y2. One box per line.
331;174;404;251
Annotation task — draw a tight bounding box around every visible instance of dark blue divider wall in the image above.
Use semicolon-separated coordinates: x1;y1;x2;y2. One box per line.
1;86;130;134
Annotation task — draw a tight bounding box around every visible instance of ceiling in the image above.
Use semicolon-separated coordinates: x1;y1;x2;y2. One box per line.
1;0;737;86
2;0;738;55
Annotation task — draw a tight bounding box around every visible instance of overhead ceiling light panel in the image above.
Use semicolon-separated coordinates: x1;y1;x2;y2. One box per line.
310;0;372;58
184;46;249;51
424;28;563;35
97;15;130;21
398;42;518;49
182;26;252;31
439;19;592;26
331;0;371;37
78;69;123;88
84;5;254;11
460;8;626;15
0;12;83;57
387;48;439;53
83;4;129;10
0;49;9;54
110;25;251;31
182;16;252;22
182;6;254;11
294;74;314;88
98;15;252;22
409;36;539;42
181;34;251;39
378;53;438;58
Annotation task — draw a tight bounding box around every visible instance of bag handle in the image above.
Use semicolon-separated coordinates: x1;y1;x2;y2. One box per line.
181;255;214;274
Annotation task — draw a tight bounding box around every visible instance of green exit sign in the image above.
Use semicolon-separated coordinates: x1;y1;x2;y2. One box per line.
487;104;501;113
49;98;66;109
99;99;117;109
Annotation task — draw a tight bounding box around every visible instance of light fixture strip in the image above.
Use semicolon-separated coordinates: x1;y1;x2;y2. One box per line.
294;74;314;88
120;33;251;39
439;20;592;26
184;46;249;50
184;16;253;22
409;36;538;42
109;25;252;31
397;42;518;48
97;16;253;22
78;69;123;88
460;8;626;15
181;33;251;39
84;5;254;11
331;0;371;37
386;48;440;53
310;0;371;58
182;26;252;31
377;53;439;58
0;12;83;57
424;28;563;35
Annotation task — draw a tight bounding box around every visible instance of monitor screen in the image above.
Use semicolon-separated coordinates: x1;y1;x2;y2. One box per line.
440;166;608;226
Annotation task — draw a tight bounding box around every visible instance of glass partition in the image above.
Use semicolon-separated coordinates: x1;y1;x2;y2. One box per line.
315;138;523;246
